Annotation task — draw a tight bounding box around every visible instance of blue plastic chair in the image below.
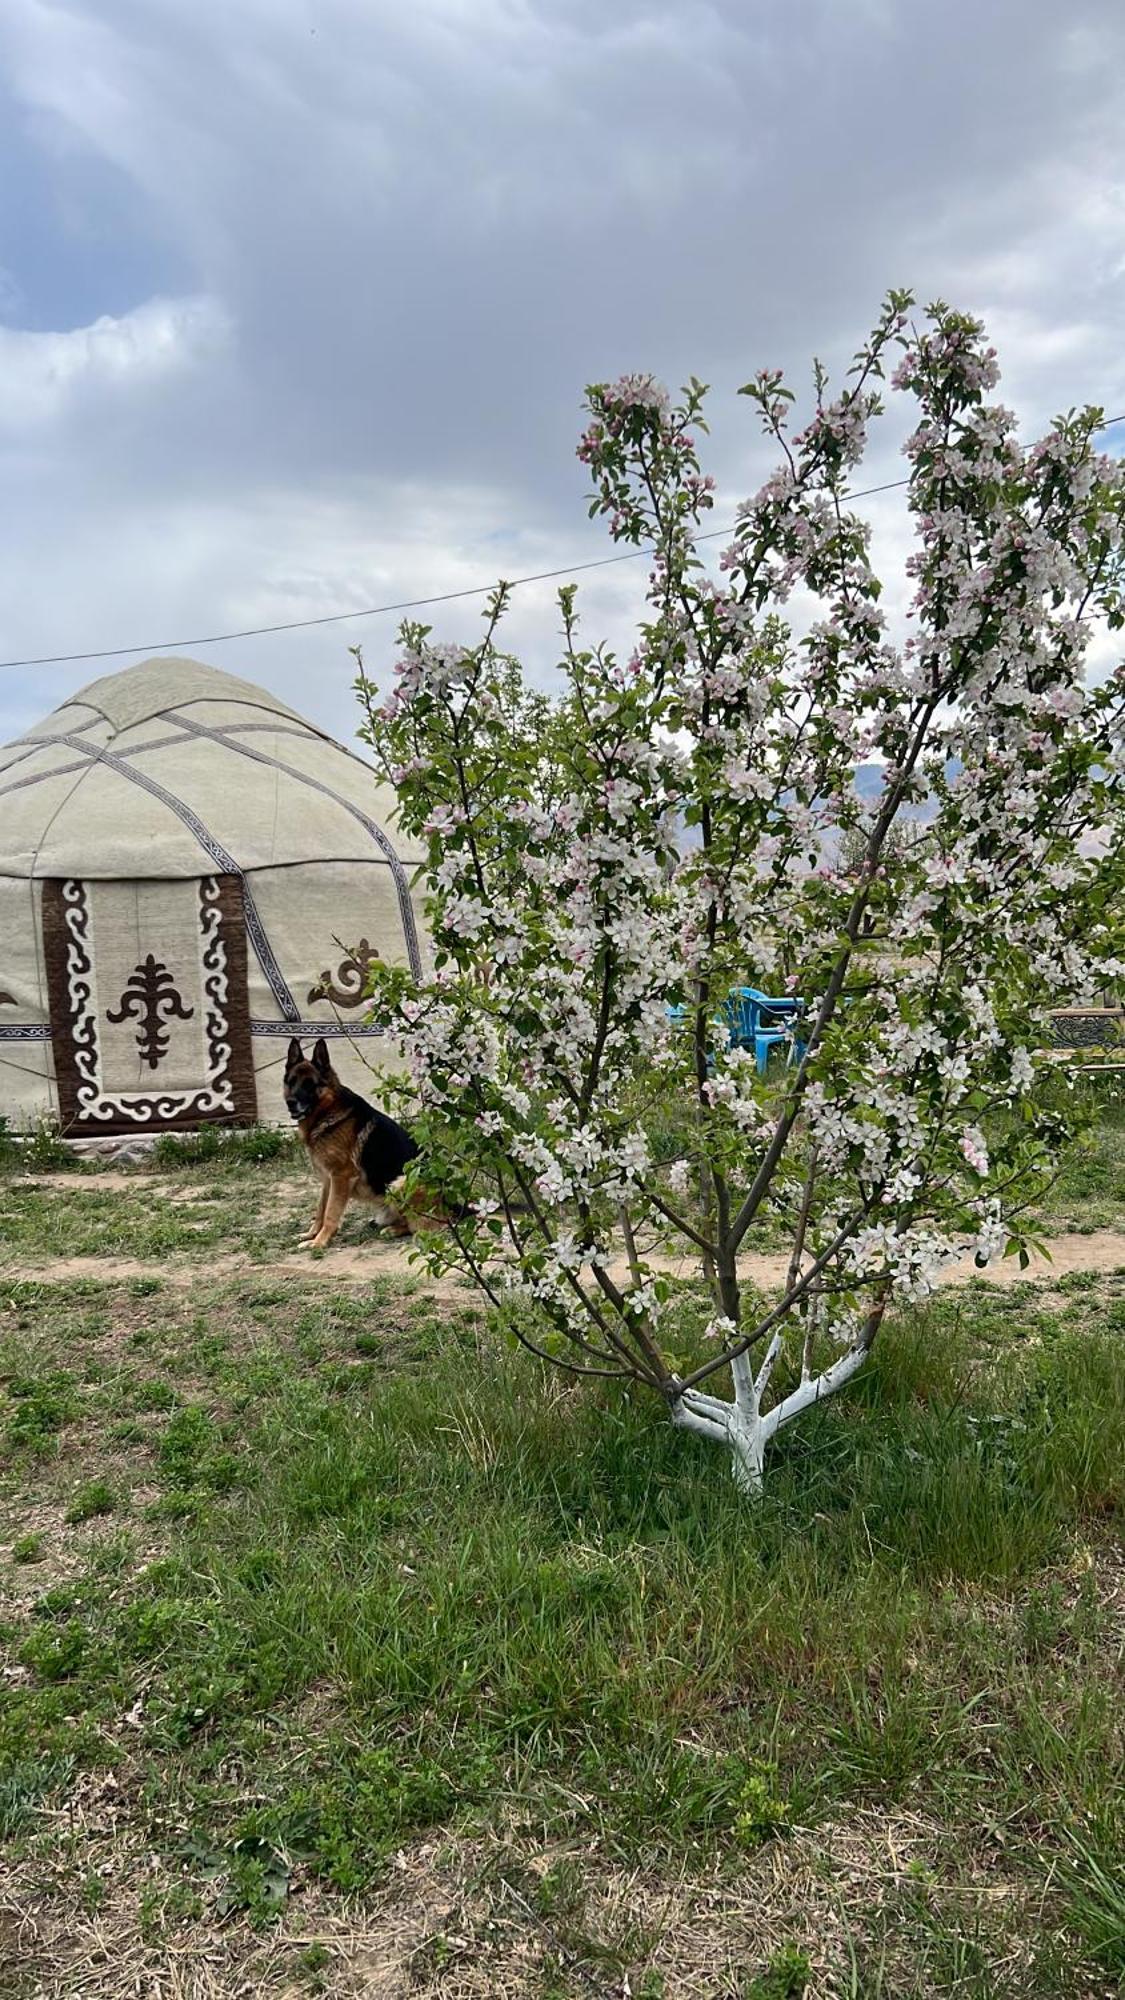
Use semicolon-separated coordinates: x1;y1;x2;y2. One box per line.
730;987;806;1074
667;985;806;1075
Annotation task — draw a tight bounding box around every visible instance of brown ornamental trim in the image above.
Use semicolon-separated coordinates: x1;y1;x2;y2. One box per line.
43;874;257;1135
307;938;382;1009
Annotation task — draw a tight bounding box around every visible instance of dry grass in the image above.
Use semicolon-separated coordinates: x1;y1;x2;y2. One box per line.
3;1802;1114;1999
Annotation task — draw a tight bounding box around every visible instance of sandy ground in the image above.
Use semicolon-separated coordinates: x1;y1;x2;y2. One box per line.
6;1228;1125;1295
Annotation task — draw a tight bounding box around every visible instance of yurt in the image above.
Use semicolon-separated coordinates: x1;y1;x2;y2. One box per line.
0;656;426;1136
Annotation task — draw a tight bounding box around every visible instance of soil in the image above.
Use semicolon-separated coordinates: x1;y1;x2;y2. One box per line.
10;1228;1125;1295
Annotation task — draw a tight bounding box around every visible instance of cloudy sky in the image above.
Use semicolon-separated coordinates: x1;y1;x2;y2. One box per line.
1;0;1123;751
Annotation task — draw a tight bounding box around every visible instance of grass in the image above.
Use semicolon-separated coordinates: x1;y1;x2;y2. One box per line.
0;1121;300;1178
0;1122;308;1274
1026;1068;1125;1235
1038;1117;1125;1232
63;1478;118;1525
0;1103;1121;1994
1056;1819;1125;1985
0;1146;311;1272
1;1228;1123;1995
0;1118;76;1174
0;1183;244;1262
150;1124;300;1169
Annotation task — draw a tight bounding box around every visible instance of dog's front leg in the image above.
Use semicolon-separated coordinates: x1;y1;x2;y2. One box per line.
298;1177;329;1246
308;1172;354;1250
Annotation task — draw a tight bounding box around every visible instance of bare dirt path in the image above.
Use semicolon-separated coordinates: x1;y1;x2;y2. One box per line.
20;1170;170;1194
13;1169;306;1204
6;1229;1124;1294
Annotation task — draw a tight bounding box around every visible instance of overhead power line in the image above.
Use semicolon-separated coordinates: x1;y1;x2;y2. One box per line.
1;415;1122;674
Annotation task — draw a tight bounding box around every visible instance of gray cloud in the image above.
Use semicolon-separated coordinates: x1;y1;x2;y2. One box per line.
1;0;1123;747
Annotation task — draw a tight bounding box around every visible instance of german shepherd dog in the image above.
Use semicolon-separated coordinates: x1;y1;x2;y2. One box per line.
284;1038;450;1249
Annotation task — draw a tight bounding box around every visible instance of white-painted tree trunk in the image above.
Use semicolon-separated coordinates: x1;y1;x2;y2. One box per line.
670;1329;873;1492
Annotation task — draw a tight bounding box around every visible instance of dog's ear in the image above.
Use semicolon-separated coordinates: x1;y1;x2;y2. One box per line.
311;1037;331;1075
286;1038;303;1068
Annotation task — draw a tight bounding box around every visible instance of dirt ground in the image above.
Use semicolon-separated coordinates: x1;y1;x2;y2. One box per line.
7;1226;1125;1298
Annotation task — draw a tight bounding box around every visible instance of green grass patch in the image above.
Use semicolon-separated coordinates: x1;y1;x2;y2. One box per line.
152;1124;299;1169
0;1171;309;1268
0;1215;1121;1990
0;1118;77;1174
64;1478;119;1524
1038;1117;1125;1231
0;1186;234;1263
10;1532;47;1565
3;1369;80;1453
1056;1816;1125;1984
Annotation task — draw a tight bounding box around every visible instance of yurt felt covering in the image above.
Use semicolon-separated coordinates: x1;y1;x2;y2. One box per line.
0;657;425;1135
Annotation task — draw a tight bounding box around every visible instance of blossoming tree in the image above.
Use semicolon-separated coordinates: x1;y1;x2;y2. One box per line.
356;294;1125;1491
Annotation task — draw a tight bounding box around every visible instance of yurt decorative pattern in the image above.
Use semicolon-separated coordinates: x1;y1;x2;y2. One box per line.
0;657;427;1133
41;875;257;1134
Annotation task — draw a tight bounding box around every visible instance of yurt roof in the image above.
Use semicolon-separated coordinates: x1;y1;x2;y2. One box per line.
0;656;422;881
